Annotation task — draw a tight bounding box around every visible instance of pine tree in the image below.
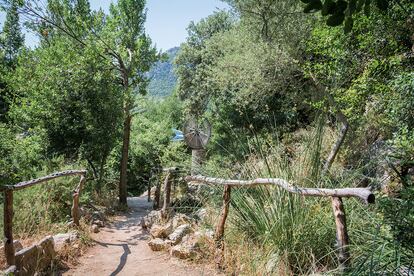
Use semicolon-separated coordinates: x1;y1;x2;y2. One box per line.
1;0;24;62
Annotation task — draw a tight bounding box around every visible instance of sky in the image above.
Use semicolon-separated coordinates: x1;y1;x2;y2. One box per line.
0;0;229;51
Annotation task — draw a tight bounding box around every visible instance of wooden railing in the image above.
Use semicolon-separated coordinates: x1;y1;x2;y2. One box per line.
1;170;87;266
184;175;375;272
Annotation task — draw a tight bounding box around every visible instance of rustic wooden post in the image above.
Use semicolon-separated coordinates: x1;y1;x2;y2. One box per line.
72;174;86;226
214;185;231;269
331;197;350;272
161;172;172;219
4;189;15;266
147;177;151;202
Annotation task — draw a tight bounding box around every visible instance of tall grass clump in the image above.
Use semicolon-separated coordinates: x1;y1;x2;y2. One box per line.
223;121;341;274
202;119;413;275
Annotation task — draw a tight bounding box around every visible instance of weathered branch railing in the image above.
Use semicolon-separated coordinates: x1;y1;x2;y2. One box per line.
185;175;376;271
1;170;87;266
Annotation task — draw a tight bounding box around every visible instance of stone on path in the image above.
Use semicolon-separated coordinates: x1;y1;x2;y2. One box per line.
141;210;162;230
148;238;168;251
170;242;197;260
150;222;173;239
168;224;191;246
172;214;193;229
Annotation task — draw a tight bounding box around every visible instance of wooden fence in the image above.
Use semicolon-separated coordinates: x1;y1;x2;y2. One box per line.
184;175;375;272
0;170;87;266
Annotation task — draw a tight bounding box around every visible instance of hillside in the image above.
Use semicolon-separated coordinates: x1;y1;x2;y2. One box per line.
147;47;179;97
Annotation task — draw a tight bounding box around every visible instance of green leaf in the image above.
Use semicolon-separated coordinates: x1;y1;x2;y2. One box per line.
344;16;353;33
326;12;345;26
322;0;337;16
304;0;323;13
300;0;311;3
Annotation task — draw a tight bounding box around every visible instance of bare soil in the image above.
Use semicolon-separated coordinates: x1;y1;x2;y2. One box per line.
64;197;218;276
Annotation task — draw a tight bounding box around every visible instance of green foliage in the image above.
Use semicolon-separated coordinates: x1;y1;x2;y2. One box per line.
10;38;123;177
147;47;179;98
175;11;235;116
125;94;186;195
300;0;413;33
305;5;413;158
0;123;46;186
0;0;24;62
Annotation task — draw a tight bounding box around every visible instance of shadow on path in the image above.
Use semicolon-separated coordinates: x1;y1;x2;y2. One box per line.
93;240;131;276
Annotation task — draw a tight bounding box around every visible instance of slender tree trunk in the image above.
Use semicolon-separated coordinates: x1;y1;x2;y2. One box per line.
310;74;350;176
322;93;349;175
118;60;133;207
147;172;152;202
97;154;107;191
119;110;131;207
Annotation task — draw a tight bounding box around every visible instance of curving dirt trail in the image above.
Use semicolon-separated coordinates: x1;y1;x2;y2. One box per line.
64;197;218;276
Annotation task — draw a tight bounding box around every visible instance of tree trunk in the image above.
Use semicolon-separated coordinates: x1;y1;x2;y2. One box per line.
97;154;107;192
147;176;151;202
162;172;172;219
119;111;131;207
154;181;161;209
4;190;15;266
310;74;350;176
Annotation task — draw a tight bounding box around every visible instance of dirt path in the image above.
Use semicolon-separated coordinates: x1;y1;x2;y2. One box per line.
64;197;218;276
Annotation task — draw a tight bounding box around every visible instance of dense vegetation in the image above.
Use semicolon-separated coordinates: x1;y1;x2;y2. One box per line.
147;47;179;97
0;0;413;274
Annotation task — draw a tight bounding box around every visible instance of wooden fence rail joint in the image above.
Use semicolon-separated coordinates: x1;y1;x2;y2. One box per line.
184;174;376;271
2;169;87;267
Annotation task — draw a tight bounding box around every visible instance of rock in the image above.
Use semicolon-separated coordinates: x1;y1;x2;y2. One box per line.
4;265;17;275
0;240;23;267
141;210;162;230
168;224;191;245
265;253;279;274
195;208;207;221
15;236;56;275
192;230;214;246
149;222;173;239
197;229;214;239
36;236;55;270
15;245;39;276
92;211;105;221
170;243;196;260
93;220;105;227
91;224;100;233
53;232;78;251
172;214;193;229
14;240;23;253
148;238;167;251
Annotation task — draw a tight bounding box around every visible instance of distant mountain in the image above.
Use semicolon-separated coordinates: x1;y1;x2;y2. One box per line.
147;47;179;97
